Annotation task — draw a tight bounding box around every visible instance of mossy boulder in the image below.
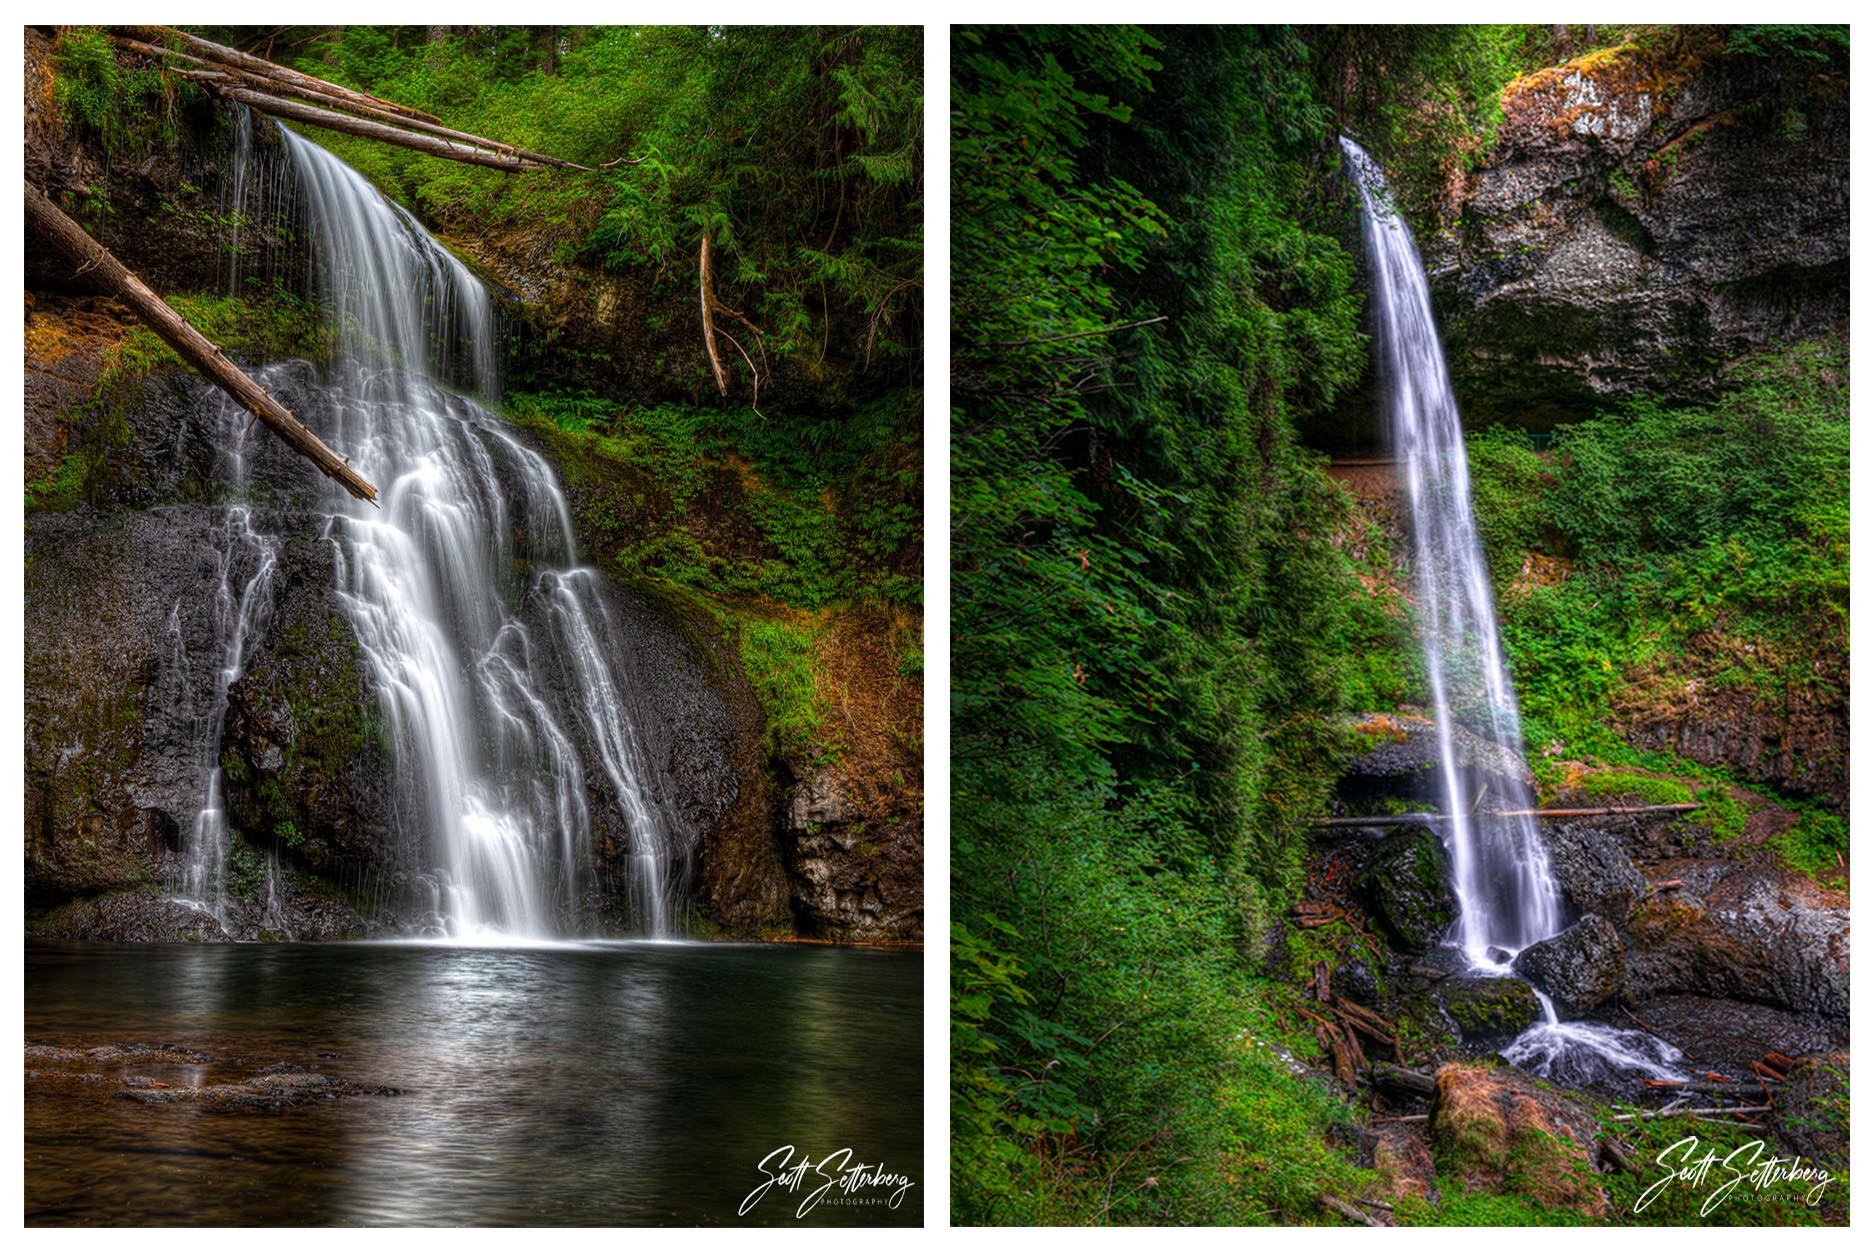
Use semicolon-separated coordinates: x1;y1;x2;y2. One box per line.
1429;1060;1608;1217
1355;830;1457;951
1436;975;1542;1043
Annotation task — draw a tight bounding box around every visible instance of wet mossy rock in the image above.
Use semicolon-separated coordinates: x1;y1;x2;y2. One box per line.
1620;859;1847;1020
1355;829;1457;951
1427;40;1848;426
1429;1060;1609;1217
1511;914;1624;1016
1434;975;1541;1043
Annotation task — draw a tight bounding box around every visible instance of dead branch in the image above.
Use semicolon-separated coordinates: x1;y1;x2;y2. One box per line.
116;25;441;124
1609;1104;1772;1122
25;179;375;503
1319;1193;1385;1227
699;233;729;397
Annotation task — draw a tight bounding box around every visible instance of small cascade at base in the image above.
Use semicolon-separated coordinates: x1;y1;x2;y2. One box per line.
1342;135;1684;1085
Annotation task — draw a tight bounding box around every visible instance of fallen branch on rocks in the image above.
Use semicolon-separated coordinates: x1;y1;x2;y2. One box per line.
1311;803;1701;829
25;179;377;503
1319;1193;1385;1227
1609;1104;1772;1122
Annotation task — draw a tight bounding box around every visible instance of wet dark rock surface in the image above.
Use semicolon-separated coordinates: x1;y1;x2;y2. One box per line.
1622;994;1845;1078
1424;43;1848;426
1337;712;1532;807
1537;818;1648;922
1513;914;1624;1015
1619;858;1847;1020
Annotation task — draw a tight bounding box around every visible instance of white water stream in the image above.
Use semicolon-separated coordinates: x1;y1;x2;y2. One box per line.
1342;137;1682;1082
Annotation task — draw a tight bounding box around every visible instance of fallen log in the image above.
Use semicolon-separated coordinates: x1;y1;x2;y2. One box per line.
220;87;547;173
1312;804;1702;828
1369;1063;1436;1098
116;25;440;124
119;38;592;172
26;179;376;504
1640;1079;1765;1098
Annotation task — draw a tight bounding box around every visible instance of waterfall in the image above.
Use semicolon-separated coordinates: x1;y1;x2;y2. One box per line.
1342;137;1681;1082
181;112;685;940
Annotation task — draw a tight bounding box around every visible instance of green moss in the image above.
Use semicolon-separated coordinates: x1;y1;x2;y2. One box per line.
1573;769;1695;807
1769;808;1848;890
738;618;838;767
50;26;203;161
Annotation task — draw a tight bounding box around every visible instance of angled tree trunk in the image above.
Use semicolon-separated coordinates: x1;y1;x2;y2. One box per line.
25;180;377;504
116;24;440;124
219;87;547;172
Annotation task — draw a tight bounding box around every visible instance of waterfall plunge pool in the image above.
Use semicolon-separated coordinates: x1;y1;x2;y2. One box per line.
25;939;922;1226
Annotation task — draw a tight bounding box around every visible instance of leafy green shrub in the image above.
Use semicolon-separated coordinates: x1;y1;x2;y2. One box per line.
51;26;202;160
1771;808;1848;889
1467;426;1547;590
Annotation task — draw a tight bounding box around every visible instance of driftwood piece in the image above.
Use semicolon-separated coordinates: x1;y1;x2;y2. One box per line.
25;180;377;504
116;25;441;124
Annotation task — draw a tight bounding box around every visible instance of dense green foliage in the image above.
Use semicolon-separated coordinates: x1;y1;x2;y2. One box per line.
1472;338;1849;751
952;24;1408;1223
232;24;922;381
50;26;205;160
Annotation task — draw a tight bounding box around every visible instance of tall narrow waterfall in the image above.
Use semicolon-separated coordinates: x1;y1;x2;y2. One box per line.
1342;137;1682;1082
1340;136;1562;964
182;118;684;940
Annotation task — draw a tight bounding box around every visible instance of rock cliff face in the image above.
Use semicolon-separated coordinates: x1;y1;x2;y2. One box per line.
1426;43;1848;425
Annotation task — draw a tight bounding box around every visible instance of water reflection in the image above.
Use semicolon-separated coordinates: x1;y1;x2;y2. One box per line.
26;941;921;1226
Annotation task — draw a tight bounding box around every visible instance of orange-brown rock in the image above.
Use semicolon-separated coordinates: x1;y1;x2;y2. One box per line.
1428;1061;1608;1216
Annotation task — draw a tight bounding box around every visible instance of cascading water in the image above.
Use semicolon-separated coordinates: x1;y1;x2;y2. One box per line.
1341;136;1681;1083
180;111;687;940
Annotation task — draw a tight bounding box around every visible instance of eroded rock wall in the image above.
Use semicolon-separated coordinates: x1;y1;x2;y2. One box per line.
1426;43;1848;426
